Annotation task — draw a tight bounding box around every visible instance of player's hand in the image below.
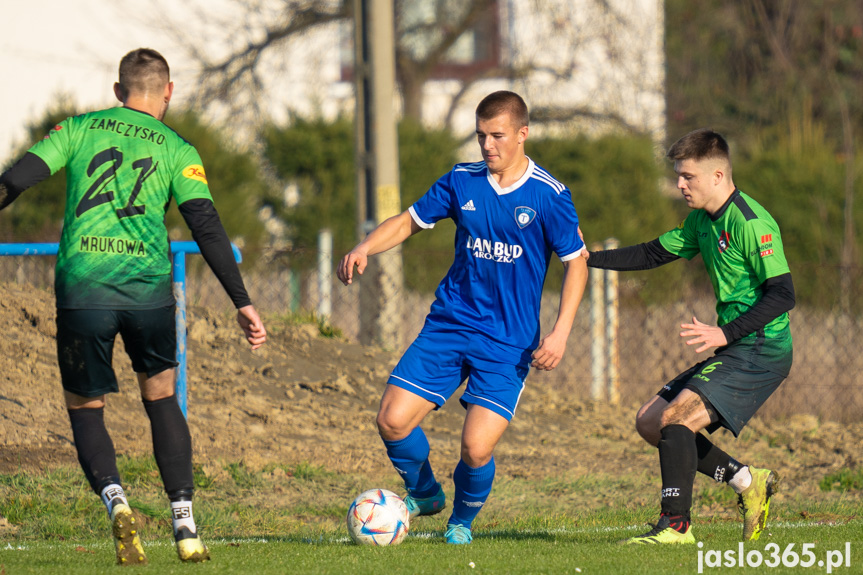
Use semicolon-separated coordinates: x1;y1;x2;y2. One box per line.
337;249;368;286
237;305;267;350
531;330;568;371
680;316;726;353
576;226;590;261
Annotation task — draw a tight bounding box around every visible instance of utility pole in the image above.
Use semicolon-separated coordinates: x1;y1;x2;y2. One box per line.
353;0;403;348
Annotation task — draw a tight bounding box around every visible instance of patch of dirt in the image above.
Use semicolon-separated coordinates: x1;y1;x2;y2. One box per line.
0;515;18;536
2;281;862;515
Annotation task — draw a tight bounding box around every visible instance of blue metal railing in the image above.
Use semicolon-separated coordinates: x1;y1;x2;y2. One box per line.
0;241;242;417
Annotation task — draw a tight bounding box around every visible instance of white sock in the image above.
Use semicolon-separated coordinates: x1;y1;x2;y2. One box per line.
100;484;128;517
171;500;198;540
728;466;752;494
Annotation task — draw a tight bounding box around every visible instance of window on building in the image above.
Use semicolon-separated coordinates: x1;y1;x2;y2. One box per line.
342;0;501;81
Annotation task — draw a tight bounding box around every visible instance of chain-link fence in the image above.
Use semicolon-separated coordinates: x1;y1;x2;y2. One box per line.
3;247;859;423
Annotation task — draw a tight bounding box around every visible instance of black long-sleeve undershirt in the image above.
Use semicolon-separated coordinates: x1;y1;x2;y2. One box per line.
178;199;252;309
0;152;51;209
586;238;680;271
587;239;796;343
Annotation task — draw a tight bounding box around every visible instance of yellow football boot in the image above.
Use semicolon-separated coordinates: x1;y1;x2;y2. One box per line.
738;467;780;541
623;515;696;545
176;527;210;563
111;504;147;566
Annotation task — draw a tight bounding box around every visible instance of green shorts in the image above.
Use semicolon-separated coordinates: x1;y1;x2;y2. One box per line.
56;306;178;398
657;343;791;437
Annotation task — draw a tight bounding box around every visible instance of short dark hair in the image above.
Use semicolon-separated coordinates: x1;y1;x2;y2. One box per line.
666;129;730;164
476;91;529;128
117;48;170;99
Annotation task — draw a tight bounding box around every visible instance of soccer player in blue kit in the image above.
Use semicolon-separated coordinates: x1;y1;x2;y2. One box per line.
337;91;588;544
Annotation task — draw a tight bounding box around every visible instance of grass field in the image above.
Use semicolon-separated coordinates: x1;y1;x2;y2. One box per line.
3;522;860;575
2;456;860;574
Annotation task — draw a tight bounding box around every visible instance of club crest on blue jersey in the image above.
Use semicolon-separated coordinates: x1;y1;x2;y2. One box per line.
514;207;537;229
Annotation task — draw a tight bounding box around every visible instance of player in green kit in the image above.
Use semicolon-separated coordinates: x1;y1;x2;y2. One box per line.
0;48;267;565
585;129;794;544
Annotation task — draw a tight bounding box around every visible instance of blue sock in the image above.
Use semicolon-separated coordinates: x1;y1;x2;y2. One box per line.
382;427;438;498
448;457;496;528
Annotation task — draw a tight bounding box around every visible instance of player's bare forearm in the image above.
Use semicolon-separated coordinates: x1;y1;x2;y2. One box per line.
358;211;420;257
531;256;588;370
554;256;588;335
337;211;422;285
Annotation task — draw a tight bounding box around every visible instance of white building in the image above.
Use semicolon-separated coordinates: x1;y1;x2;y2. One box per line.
1;0;664;164
409;0;666;141
188;0;666;143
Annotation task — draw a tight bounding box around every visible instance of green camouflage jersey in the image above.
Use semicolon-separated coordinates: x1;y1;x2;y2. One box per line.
659;189;792;368
28;107;213;309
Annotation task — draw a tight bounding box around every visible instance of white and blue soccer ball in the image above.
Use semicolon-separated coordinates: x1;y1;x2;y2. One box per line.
347;488;409;546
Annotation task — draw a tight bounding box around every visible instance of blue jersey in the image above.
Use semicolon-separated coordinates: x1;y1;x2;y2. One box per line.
410;158;584;354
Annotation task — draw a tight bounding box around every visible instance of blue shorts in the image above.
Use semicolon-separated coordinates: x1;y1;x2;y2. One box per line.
388;324;531;421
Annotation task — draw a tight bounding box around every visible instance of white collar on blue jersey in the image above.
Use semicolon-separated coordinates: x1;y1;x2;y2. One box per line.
487;158;535;195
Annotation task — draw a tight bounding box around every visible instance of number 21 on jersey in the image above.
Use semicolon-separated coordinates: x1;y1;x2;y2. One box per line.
75;146;157;219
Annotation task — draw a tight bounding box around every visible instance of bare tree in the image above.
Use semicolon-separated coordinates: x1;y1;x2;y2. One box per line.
155;0;498;123
394;0;496;121
151;0;665;139
509;0;665;139
151;0;348;124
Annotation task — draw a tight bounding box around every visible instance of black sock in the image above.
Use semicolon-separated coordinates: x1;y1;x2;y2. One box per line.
68;407;120;495
658;424;697;520
143;395;194;500
695;433;743;483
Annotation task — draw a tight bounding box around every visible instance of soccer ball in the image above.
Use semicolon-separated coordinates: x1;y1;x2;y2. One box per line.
346;488;409;546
